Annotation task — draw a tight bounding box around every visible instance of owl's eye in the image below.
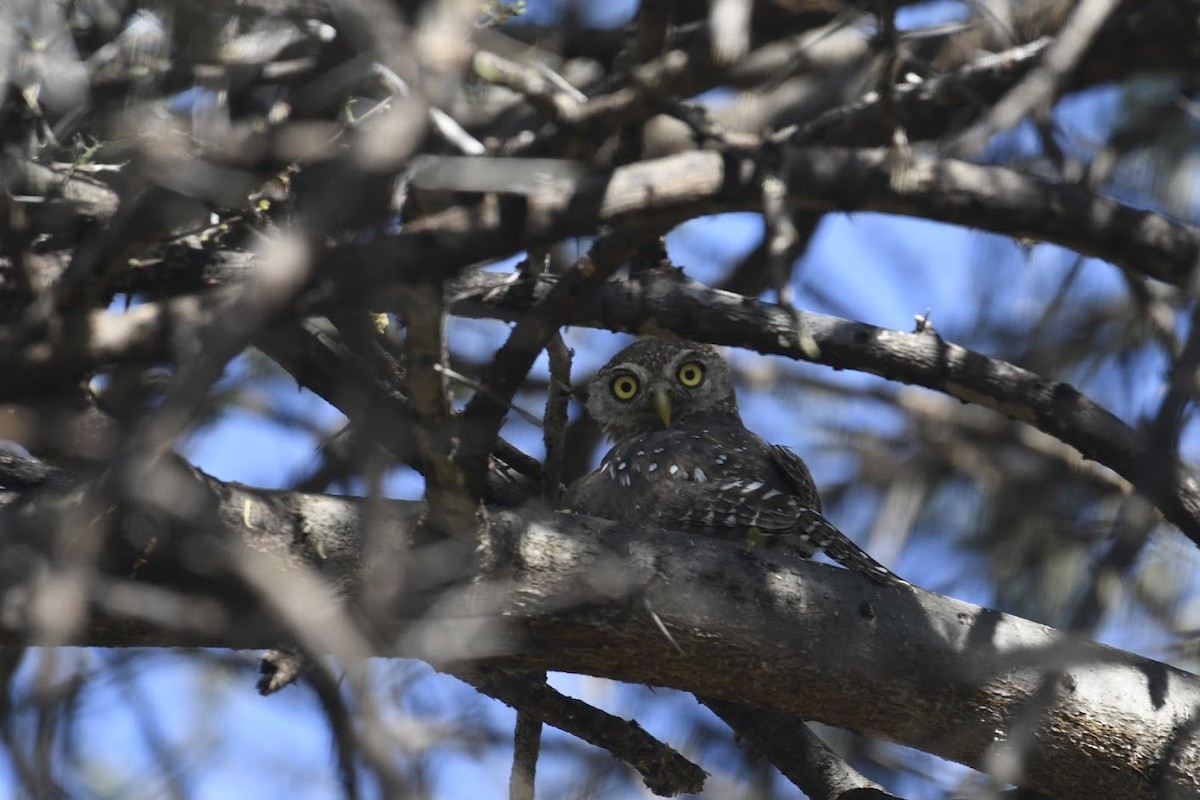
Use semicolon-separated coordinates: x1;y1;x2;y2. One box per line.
611;374;639;401
677;361;705;387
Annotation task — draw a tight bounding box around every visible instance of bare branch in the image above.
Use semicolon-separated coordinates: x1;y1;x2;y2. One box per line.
10;145;1198;302
346;146;1200;294
3;481;1198;800
955;0;1122;154
451;270;1200;546
461;668;706;797
700;697;898;800
455;236;639;498
400;280;482;538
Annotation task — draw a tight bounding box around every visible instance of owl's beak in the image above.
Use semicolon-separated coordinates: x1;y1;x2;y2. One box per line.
651;386;672;427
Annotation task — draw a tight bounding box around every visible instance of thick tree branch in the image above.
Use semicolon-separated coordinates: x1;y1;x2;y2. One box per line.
13;142;1196;312
0;451;66;489
399;280;481;538
2;483;1196;800
369;146;1200;292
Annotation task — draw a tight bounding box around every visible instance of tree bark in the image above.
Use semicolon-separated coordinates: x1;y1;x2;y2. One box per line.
4;475;1198;800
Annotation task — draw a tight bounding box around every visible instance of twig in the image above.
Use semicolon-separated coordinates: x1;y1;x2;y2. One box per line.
473;50;583;122
399;281;482;537
0;451;66;489
954;0;1122;155
459;668;707;796
509;676;543;800
256;319;544;504
701;697;902;800
789;38;1053;146
454;233;641;501
622;0;674;68
1065;298;1200;632
113;234;310;477
543;336;572;504
434;362;543;429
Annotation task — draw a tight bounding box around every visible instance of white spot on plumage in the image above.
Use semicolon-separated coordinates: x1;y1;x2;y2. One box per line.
702;510;715;525
693;467;707;482
720;481;743;491
724;513;738;525
653;447;664;454
741;481;764;494
669;465;680;476
637;450;645;457
761;489;782;500
715;454;728;465
618;461;627;471
648;463;658;472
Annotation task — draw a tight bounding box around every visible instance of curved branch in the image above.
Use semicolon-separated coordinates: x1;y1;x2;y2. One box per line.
353;145;1200;292
10;263;1199;546
450;270;1200;546
16;143;1197;302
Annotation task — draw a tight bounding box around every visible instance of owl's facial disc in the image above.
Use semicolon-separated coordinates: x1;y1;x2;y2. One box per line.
587;338;741;440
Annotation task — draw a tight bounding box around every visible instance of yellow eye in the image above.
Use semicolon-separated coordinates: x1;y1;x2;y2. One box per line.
611;375;639;401
677;361;705;387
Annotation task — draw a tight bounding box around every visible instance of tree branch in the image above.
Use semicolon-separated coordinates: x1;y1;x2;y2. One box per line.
456;237;635;499
14;141;1196;308
459;667;706;796
700;697;898;800
369;146;1200;291
255;318;542;505
451;270;1200;547
12;261;1200;548
3;479;1198;800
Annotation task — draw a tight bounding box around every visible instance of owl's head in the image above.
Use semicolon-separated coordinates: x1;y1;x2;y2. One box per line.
585;338;740;440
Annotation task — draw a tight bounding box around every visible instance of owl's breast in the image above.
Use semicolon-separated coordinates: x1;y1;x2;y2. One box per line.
563;425;789;527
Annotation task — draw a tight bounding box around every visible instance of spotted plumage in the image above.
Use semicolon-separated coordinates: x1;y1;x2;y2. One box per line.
564;337;903;585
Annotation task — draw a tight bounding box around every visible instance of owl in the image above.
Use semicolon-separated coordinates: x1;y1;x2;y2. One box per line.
564;337;902;585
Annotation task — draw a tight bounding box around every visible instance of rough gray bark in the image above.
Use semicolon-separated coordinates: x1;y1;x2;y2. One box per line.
4;472;1196;800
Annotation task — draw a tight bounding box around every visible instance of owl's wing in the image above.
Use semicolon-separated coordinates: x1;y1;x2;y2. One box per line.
657;446;902;585
768;444;821;513
643;441;822;537
564;436;903;585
